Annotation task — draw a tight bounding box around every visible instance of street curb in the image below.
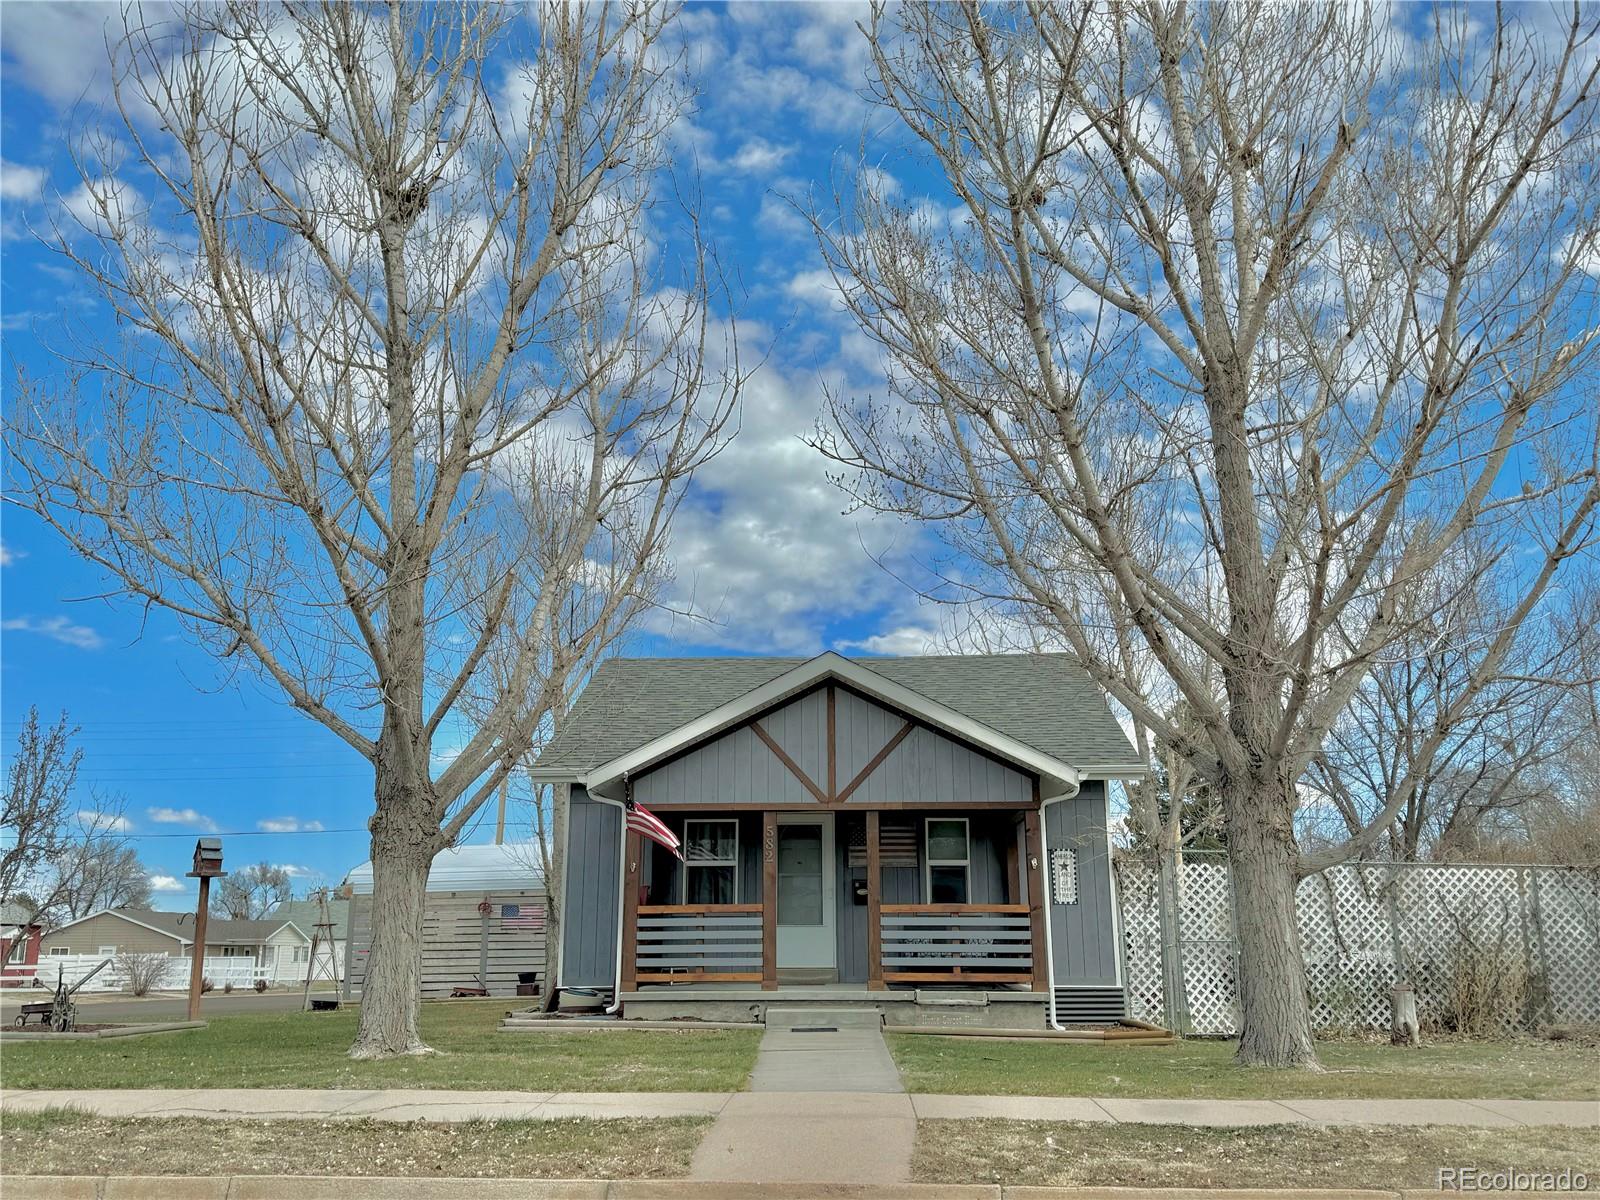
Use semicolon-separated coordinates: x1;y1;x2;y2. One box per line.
1;1021;207;1043
0;1179;1485;1200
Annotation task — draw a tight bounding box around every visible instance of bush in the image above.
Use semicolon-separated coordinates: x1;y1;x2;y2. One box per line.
1437;899;1531;1037
115;952;173;997
253;978;268;993
223;980;235;994
200;976;215;994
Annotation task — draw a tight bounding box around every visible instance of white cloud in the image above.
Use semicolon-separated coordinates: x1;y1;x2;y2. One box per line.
1;614;105;650
147;874;188;893
275;863;314;878
257;817;325;833
656;361;921;654
729;138;795;175
0;3;121;106
838;626;943;657
785;267;846;312
76;810;133;833
0;540;21;566
0;161;47;201
147;806;220;832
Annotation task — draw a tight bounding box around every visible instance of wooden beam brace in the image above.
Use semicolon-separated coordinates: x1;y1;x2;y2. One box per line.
835;720;915;805
750;721;829;805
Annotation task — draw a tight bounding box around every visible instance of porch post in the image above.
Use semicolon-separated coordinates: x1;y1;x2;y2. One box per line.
620;829;641;995
761;811;778;990
1023;806;1051;994
867;810;885;990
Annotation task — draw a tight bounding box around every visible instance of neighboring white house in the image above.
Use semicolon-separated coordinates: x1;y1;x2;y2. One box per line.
263;898;350;983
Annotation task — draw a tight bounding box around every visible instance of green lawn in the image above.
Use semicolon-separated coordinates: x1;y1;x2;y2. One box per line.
889;1034;1599;1099
0;1002;760;1093
1;1108;709;1179
914;1119;1600;1189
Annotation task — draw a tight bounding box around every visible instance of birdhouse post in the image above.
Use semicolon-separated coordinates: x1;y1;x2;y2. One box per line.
186;838;225;1022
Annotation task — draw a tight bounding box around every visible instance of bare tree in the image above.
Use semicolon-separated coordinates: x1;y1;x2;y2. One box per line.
812;3;1600;1065
1304;552;1594;862
212;861;293;921
43;810;153;920
6;2;737;1057
0;708;82;904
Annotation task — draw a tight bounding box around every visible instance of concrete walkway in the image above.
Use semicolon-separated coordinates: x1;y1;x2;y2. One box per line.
689;1011;916;1185
2;1089;1592;1131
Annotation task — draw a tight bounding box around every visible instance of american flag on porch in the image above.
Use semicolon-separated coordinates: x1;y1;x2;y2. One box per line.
625;796;683;860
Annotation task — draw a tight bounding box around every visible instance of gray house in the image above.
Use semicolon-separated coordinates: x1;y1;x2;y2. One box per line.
531;651;1145;1027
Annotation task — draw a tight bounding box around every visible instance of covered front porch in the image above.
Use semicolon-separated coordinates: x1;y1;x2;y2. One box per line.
618;805;1051;1023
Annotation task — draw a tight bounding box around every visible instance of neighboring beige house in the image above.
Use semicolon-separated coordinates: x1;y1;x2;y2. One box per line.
39;907;311;976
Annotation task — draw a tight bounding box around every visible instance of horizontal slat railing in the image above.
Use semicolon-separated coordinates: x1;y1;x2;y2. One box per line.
880;904;1033;984
634;904;763;984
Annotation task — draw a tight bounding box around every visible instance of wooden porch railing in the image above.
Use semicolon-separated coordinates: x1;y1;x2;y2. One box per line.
633;904;764;984
879;904;1034;984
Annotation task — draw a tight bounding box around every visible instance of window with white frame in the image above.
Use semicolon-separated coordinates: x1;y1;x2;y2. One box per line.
47;946;70;957
6;938;26;963
925;818;970;904
293;945;310;963
683;819;739;905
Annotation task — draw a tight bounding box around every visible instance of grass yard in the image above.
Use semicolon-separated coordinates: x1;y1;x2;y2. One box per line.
0;1002;760;1093
889;1034;1599;1099
913;1118;1600;1189
0;1107;709;1179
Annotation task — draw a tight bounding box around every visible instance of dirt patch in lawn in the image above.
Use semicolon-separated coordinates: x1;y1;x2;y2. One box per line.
0;1108;710;1179
913;1118;1600;1190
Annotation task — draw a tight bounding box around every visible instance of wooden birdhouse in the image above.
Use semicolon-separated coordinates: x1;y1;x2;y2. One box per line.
189;837;224;879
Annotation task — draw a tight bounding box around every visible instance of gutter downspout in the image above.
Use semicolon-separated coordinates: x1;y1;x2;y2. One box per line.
1040;781;1078;1033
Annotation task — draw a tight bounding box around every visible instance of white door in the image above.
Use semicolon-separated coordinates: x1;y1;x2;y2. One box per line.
775;813;835;969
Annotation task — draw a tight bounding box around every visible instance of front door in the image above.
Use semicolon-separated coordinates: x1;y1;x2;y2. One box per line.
775;813;835;969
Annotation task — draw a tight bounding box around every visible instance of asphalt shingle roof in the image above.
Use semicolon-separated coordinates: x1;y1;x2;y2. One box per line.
535;653;1141;775
93;908;297;945
268;899;350;940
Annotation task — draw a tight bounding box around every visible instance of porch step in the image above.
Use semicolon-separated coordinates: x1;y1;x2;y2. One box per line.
914;990;988;1008
764;1007;884;1031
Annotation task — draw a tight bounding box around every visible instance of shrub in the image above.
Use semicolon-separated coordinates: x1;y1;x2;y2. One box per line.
115;952;173;997
199;976;215;994
223;980;235;994
1437;899;1530;1037
253;978;268;993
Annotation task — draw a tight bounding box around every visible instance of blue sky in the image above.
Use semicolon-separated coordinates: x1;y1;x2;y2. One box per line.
0;2;945;904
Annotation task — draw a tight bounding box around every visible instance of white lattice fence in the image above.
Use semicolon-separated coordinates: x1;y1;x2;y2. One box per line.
1116;858;1600;1035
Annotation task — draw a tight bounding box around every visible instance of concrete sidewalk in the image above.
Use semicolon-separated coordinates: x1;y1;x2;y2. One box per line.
3;1088;1593;1128
692;1014;915;1185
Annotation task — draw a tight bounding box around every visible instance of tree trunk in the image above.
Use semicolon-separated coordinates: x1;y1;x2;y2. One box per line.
349;772;439;1059
1224;777;1320;1068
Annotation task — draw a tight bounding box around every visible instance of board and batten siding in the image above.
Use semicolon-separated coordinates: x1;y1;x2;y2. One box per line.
561;784;622;988
344;888;545;999
629;685;1031;808
1046;780;1120;987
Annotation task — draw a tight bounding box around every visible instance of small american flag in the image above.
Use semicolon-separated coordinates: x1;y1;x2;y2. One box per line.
626;798;683;860
500;904;544;929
